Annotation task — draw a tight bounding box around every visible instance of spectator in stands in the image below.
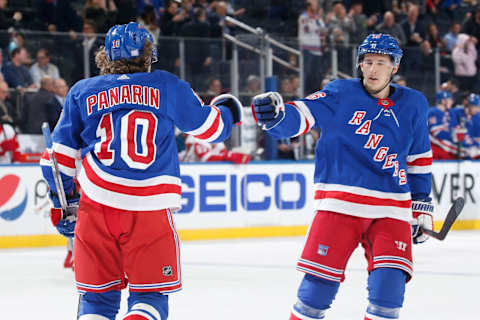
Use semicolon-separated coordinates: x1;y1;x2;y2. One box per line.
0;0;23;48
137;0;163;21
39;0;82;33
325;2;354;45
402;4;425;63
81;19;103;77
46;78;68;129
180;7;212;90
7;30;25;54
419;40;436;98
280;77;295;100
180;0;195;23
290;74;301;98
298;0;326;94
21;76;54;134
461;6;480;50
29;48;60;86
138;5;160;44
452;34;477;92
375;11;406;46
442;0;462;21
443;21;461;52
246;74;261;96
446;78;462;106
82;0;118;33
159;0;184;72
3;47;36;89
349;1;377;45
0;80;13;124
209;1;235;38
277;137;299;160
161;0;187;36
392;0;409;22
426;23;444;49
202;77;223;103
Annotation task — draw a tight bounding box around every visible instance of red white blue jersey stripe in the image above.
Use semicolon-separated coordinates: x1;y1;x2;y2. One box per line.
313;183;412;221
372;255;413;278
78;153;182;211
406;150;432;174
296;258;344;282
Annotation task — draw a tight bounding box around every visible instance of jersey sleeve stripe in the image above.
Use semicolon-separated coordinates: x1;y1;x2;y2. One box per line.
406;157;432;166
41;149;77;176
406;150;432;162
53;142;78;159
288;101;315;136
184;105;222;139
407;165;431;174
82;156;181;196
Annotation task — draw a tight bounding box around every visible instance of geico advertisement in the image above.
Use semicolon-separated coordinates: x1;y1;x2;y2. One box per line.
0;162;479;236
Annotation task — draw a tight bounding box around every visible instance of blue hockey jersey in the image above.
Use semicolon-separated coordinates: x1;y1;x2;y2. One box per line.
428;107;461;157
267;79;432;222
40;70;235;211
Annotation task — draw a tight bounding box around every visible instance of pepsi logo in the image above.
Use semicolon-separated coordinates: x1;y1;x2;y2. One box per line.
0;174;27;221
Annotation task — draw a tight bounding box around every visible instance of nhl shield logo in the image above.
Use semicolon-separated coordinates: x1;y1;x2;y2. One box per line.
162;266;173;277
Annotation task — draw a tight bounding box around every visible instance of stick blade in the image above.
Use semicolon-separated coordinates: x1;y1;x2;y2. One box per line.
423;197;465;240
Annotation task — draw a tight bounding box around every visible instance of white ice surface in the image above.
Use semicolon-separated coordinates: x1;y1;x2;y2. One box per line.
0;231;479;319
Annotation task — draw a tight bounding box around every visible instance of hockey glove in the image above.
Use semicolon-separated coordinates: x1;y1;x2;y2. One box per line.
411;198;434;244
211;93;243;125
49;190;80;238
251;92;285;130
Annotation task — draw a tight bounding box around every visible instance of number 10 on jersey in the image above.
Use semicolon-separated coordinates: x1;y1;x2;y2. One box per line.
95;110;158;169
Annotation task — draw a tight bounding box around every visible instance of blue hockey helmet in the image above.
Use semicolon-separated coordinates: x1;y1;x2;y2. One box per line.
357;33;403;67
467;93;480;106
104;22;158;63
436;90;452;102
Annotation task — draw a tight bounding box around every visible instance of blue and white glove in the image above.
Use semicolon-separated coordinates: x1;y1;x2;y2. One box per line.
211;93;243;125
411;198;434;244
251;92;285;130
49;190;80;238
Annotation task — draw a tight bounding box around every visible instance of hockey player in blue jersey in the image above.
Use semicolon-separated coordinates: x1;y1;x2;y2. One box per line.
451;93;480;159
428;90;460;159
252;34;434;320
40;22;243;320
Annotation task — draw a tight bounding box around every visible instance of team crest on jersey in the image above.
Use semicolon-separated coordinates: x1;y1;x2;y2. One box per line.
317;244;329;256
306;91;326;100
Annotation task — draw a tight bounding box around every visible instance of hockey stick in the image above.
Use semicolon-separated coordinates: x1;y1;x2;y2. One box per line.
41;122;68;215
421;197;465;241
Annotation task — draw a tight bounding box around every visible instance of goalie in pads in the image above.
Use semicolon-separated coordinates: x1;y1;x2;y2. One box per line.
40;22;242;320
252;34;433;320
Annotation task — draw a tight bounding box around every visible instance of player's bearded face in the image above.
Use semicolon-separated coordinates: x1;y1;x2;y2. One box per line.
360;54;398;96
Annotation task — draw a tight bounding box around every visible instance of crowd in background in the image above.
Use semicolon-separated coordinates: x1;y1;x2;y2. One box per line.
1;0;480;160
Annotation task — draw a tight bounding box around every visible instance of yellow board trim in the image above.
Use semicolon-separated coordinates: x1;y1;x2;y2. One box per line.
0;221;479;248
